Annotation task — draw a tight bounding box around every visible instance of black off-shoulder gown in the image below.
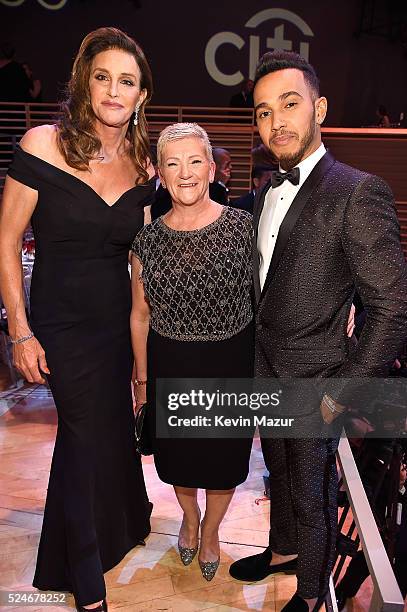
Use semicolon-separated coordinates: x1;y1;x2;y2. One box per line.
7;146;153;606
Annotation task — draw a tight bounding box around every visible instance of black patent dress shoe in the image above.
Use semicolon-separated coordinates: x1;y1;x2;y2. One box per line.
282;593;326;611
75;598;107;612
229;547;297;582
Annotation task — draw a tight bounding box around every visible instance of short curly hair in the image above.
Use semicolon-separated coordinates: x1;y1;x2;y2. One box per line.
157;122;213;167
254;50;320;100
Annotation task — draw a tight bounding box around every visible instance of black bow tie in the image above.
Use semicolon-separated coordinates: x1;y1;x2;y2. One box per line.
271;167;300;189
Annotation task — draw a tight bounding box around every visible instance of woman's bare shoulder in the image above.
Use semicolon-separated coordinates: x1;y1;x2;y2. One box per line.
19;124;59;162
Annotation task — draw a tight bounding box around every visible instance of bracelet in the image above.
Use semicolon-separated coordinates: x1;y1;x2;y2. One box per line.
133;379;147;386
10;331;34;345
322;393;341;414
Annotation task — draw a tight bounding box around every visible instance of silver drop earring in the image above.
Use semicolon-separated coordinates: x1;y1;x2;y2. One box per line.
133;105;140;126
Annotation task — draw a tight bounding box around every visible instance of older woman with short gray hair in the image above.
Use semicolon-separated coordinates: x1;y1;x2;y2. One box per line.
131;122;254;581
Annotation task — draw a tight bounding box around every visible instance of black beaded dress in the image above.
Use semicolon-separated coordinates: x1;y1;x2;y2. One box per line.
7;145;154;606
132;207;254;490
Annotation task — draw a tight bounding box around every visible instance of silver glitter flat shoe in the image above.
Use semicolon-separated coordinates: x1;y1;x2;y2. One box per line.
199;557;220;581
178;542;199;566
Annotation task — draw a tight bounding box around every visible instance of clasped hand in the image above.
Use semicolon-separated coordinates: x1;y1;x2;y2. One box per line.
132;381;147;412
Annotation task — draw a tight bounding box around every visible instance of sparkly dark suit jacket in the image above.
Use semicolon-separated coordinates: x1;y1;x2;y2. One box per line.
253;151;407;388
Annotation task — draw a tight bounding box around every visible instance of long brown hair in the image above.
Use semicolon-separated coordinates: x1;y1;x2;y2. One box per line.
57;27;153;184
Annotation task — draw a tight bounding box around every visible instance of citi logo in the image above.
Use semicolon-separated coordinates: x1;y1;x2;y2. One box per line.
205;8;314;87
0;0;67;9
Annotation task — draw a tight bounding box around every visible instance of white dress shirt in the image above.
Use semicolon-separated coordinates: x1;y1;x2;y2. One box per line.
257;143;327;290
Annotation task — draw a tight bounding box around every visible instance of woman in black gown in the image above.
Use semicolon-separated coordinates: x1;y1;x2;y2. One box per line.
131;123;254;582
0;28;155;611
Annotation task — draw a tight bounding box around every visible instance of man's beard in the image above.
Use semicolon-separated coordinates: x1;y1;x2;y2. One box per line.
270;111;317;171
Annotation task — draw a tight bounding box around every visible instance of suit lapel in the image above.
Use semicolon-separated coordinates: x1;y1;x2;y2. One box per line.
253;179;272;303
258;151;336;305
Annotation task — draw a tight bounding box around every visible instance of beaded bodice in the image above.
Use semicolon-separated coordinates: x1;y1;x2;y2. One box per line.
132;207;253;341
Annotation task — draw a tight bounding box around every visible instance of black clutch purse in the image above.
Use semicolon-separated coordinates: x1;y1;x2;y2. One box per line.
135;402;153;456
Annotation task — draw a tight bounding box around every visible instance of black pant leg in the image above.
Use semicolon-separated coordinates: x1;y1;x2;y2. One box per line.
260;436;298;554
289;437;339;599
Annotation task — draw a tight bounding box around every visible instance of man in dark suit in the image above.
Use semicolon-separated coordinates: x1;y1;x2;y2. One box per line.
232;165;275;214
0;42;31;102
229;78;254;108
212;147;232;205
229;50;407;611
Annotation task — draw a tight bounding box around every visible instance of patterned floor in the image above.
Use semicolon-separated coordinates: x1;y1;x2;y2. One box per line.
0;378;377;611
